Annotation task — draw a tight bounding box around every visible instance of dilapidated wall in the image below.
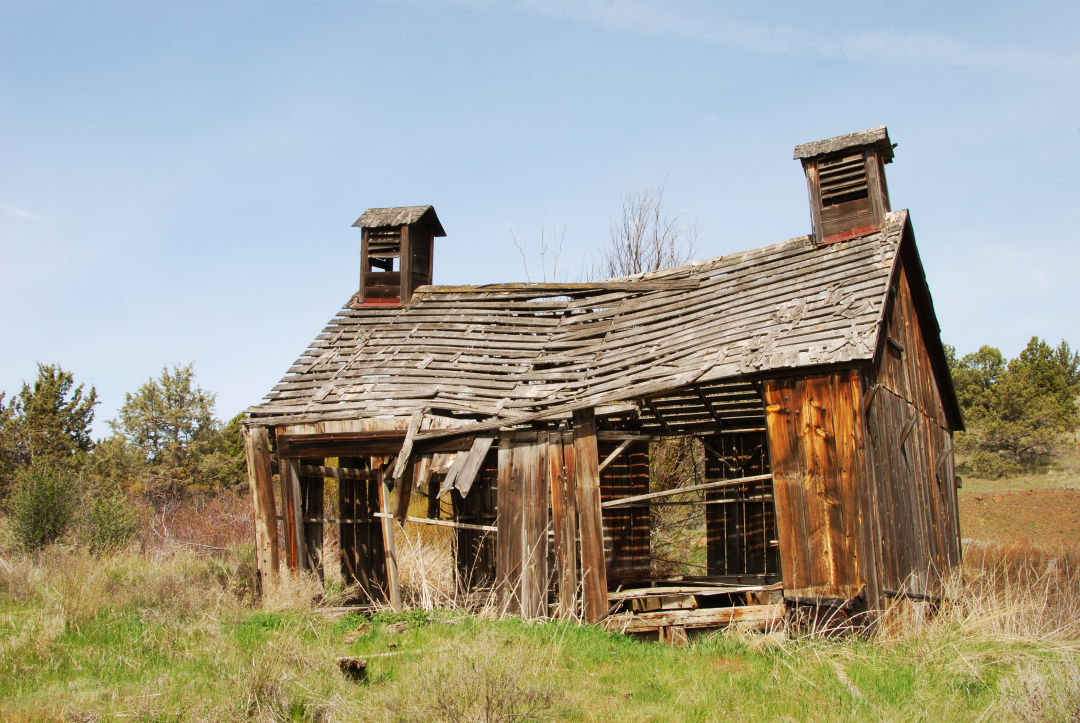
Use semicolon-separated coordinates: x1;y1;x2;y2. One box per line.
862;262;961;605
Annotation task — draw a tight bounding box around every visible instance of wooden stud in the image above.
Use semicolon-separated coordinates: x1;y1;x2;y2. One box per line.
378;477;402;611
244;426;279;592
280;458;306;570
573;408;608;623
549;431;577;618
495;433;521;613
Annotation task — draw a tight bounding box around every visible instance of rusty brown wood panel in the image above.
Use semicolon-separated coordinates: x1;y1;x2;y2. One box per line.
764;379;810;592
764;374;864;600
573;408;609;623
831;370;874;607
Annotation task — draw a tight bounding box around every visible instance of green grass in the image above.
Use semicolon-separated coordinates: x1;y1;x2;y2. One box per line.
959;452;1080;493
1;543;1079;720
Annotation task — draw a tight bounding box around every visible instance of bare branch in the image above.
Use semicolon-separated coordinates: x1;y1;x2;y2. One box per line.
592;181;698;279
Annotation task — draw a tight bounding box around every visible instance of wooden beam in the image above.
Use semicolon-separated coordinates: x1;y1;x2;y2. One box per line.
298;464;378;481
243;426;279;591
378;479;402;611
495;434;519;613
601;473;774;509
279;458;307;570
550;430;578;619
603;602;785;634
373;512;496;533
573;408;608;623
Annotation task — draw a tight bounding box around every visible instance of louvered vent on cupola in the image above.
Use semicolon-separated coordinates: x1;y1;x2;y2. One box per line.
352;205;446;306
794;126;895;246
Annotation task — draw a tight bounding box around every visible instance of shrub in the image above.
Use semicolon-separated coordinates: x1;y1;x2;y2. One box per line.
77;481;141;553
7;459;76;551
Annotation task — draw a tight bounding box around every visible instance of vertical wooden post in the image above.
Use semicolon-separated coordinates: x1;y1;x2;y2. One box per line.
399;222;412;302
573;408;608;623
519;440;550;619
550;430;578;619
495;433;521;614
279;458;306;570
243;425;279;592
359;227;370;302
378;478;402;611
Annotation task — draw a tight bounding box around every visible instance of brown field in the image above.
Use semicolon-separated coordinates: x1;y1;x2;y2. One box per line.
959;487;1080;548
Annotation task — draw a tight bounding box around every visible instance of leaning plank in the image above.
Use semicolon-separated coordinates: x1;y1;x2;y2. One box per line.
378;480;402;611
601;473;773;509
392;409;424;481
597;438;633;473
373;512;496;533
607;585;770;601
439;449;471;496
244;426;279;591
573;408;608;623
413;453;434;492
453;431;497;497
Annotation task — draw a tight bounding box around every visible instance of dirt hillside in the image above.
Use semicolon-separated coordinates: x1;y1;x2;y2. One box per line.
959;488;1080;548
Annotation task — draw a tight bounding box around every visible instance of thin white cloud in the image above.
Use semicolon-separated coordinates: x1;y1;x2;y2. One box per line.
468;0;1080;75
0;202;47;222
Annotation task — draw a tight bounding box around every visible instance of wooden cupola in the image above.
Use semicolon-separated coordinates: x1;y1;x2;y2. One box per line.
353;205;446;306
794;126;895;246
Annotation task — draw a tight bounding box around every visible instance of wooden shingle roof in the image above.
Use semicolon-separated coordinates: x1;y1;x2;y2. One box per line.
249;211;920;429
793;125;895;163
352;205;446;236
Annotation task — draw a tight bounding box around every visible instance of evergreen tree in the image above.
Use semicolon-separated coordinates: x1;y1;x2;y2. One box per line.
0;364;98;498
109;363;241;503
950;337;1080;476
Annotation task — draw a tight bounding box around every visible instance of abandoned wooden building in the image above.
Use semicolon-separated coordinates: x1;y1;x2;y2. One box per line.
243;126;963;637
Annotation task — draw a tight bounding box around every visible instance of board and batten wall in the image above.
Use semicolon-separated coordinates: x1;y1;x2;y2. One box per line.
763;262;960;611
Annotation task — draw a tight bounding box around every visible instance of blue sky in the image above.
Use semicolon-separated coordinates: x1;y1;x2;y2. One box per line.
2;0;1077;434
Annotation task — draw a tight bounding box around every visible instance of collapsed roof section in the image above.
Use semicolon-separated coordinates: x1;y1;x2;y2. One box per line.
248;210;935;432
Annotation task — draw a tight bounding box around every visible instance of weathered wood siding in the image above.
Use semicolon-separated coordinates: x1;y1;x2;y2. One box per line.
863;264;960;601
495;435;551;618
763;371;868;601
